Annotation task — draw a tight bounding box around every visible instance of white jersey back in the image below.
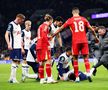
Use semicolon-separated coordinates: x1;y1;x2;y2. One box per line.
57;52;72;68
9;21;22;49
22;29;31;50
26;50;35;62
50;23;59;48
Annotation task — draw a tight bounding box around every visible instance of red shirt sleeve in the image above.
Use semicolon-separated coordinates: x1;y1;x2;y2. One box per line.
63;18;72;28
84;18;90;28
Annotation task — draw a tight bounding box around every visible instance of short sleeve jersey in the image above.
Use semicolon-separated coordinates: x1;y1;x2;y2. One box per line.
63;16;90;43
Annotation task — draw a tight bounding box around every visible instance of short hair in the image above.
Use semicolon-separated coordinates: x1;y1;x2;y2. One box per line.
44;14;53;21
68;73;76;81
97;26;106;30
72;7;80;14
16;14;25;19
25;20;32;25
66;47;71;52
55;16;64;22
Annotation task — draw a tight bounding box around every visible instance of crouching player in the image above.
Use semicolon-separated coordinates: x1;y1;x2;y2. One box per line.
22;38;39;82
57;47;72;80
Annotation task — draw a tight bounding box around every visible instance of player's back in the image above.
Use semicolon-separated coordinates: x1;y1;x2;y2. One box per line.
37;22;50;49
64;16;90;43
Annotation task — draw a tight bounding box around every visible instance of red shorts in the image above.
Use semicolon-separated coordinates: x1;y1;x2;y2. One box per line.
72;43;89;55
36;47;51;62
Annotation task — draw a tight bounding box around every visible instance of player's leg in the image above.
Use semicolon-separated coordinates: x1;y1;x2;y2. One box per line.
39;61;46;84
9;49;22;83
81;43;91;75
72;43;80;82
82;43;92;82
90;54;108;76
22;49;29;81
73;55;79;82
26;62;39;79
45;50;57;83
9;60;19;83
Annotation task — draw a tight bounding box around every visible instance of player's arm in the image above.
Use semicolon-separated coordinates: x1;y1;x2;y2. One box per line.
57;56;65;80
21;30;25;54
52;18;70;38
88;25;99;43
56;33;63;52
5;24;13;50
85;19;99;43
52;25;64;38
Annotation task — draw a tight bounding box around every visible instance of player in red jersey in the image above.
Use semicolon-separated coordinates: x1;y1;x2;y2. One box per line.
52;7;99;82
36;14;56;84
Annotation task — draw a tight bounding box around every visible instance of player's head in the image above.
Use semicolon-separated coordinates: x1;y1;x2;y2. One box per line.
54;16;64;27
44;14;53;25
15;14;25;24
68;73;76;81
25;20;32;31
66;47;72;56
72;7;80;16
98;26;106;36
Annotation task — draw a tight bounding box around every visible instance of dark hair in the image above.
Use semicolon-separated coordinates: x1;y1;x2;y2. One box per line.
16;14;25;19
97;26;106;30
72;7;79;11
44;14;53;21
55;16;63;22
66;47;71;52
68;73;76;81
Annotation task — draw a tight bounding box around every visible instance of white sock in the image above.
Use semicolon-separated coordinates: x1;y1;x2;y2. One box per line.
9;63;18;81
22;63;29;76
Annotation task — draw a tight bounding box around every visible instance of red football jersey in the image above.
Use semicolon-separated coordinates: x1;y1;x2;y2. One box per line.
63;16;90;43
36;22;50;49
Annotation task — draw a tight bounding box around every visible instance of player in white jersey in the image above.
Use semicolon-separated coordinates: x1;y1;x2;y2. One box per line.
21;20;32;80
56;47;72;80
21;38;39;82
49;16;63;58
5;14;25;83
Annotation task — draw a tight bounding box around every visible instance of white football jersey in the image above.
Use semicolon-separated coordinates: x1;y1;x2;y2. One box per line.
22;29;31;50
49;23;59;48
26;50;35;62
8;21;22;49
57;52;72;68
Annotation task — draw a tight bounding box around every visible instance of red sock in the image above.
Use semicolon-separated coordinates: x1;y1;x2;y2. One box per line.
73;60;79;77
46;64;51;77
84;59;90;73
38;65;44;79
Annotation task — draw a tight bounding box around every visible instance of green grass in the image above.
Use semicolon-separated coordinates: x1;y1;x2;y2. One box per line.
0;63;108;90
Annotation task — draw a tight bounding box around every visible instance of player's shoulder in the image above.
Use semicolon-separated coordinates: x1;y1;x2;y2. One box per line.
80;16;87;21
9;21;14;24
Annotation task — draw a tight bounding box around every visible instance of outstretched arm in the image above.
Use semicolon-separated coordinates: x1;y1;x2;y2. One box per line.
88;26;99;43
52;25;64;38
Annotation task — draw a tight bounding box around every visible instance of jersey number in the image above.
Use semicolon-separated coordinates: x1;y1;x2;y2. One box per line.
73;21;84;32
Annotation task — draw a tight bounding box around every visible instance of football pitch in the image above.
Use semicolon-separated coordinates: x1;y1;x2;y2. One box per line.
0;63;108;90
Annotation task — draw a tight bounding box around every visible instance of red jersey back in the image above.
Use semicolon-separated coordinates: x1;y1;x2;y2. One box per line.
63;16;90;43
36;22;50;49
